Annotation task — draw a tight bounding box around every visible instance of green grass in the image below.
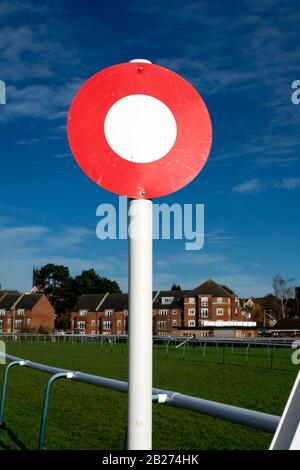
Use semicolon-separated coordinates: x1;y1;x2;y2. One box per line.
0;339;299;450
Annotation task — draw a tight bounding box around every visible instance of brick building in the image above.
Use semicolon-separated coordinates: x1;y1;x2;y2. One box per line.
70;293;128;335
0;292;55;334
180;279;256;337
152;290;188;336
69;279;256;337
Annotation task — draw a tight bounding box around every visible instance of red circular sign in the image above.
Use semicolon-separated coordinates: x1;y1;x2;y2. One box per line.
67;62;212;198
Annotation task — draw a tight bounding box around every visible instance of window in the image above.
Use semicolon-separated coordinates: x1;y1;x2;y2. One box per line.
188;298;195;304
201;297;208;306
173;310;177;316
79;310;88;316
91;320;96;327
228;298;231;304
188;320;195;327
160;309;168;316
105;310;113;316
216;308;223;316
27;319;31;325
0;309;5;316
201;308;208;318
157;321;166;329
7;319;11;325
217;298;223;304
188;308;195;316
161;297;173;304
91;331;96;335
0;320;3;326
117;320;122;327
77;321;86;329
17;309;25;316
124;310;128;315
7;328;11;333
103;321;111;329
172;320;177;326
14;319;22;325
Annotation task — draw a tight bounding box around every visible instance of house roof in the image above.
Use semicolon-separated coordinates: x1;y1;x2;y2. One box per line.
100;293;128;311
72;294;106;311
0;293;22;309
16;294;42;309
185;279;235;298
153;290;189;308
0;290;19;296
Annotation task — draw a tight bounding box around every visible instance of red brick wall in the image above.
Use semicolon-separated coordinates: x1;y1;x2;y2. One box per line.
153;308;181;335
70;310;127;335
183;295;243;326
29;295;55;332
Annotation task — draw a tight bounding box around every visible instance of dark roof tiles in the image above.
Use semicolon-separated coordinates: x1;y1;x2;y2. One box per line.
101;293;128;311
185;279;235;298
0;294;22;309
72;294;106;311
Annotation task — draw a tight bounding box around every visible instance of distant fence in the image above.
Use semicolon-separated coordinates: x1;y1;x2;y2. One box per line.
0;350;281;450
0;334;297;370
0;333;296;346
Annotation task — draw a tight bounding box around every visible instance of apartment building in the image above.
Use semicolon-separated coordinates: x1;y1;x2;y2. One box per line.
70;293;128;335
180;279;256;337
152;290;188;336
70;279;256;337
0;292;55;334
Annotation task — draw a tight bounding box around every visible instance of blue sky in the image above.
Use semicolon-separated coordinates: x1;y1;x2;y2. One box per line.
0;0;299;297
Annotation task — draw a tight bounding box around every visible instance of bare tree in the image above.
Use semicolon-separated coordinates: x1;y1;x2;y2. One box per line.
273;274;295;319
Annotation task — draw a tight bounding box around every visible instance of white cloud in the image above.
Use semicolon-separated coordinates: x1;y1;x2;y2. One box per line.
212;274;272;298
17;138;40;145
53;153;71;159
0;221;118;291
0;1;47;17
0;80;83;121
275;177;300;190
232;178;262;193
256;156;298;166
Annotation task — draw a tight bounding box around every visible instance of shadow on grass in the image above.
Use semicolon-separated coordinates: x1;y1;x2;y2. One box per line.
0;423;27;450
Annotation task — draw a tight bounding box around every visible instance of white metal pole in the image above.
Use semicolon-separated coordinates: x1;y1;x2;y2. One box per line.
127;197;153;450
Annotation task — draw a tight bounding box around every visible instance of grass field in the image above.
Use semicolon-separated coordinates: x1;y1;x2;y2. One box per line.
0;339;299;450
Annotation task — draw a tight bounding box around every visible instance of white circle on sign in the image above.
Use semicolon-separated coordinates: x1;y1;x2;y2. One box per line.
104;94;177;163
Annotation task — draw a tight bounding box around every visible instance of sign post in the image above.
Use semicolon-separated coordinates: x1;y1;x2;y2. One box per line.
67;58;212;450
128;197;153;449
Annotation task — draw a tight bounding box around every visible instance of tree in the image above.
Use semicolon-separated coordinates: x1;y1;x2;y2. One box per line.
273;274;295;319
34;264;73;315
171;284;182;291
221;285;235;295
34;264;121;317
35;264;71;289
72;269;121;295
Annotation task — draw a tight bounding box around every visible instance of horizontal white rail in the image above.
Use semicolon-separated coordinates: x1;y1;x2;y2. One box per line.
0;351;279;433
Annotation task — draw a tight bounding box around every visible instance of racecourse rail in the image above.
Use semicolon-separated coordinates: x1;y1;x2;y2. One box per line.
0;336;288;450
0;332;298;345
